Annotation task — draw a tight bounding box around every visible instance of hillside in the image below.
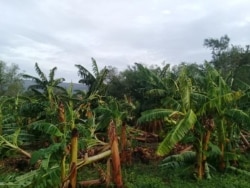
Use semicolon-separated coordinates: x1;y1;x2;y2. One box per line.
22;80;88;91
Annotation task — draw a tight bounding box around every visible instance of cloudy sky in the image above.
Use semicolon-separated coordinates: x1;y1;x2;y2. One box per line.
1;0;250;82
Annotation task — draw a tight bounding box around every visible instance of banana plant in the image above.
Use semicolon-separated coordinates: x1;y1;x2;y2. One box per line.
138;65;196;155
75;58;109;97
137;65;201;176
22;63;66;120
0;128;31;158
59;82;106;188
197;64;249;172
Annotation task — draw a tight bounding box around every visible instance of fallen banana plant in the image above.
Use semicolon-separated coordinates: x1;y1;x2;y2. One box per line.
0;129;31;159
76;150;112;169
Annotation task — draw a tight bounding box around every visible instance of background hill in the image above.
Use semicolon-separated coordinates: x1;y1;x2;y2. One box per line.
22;80;88;92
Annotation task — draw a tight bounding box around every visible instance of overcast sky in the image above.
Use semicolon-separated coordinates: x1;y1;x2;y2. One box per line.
1;0;250;82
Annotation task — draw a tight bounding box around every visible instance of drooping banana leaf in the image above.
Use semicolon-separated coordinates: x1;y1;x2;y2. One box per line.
138;109;183;124
29;120;63;137
157;110;197;156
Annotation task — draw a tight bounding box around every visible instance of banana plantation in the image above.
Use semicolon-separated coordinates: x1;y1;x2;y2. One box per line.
0;36;250;187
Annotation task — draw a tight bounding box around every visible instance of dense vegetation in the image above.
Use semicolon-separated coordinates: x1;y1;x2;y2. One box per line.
0;35;250;188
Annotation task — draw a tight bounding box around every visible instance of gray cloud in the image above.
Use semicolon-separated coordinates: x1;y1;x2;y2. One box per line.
0;0;250;82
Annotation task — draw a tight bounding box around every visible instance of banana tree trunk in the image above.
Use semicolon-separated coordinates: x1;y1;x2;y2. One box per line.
106;157;111;187
219;143;225;171
108;120;123;188
61;155;66;183
195;135;204;180
218;120;226;171
58;102;65;123
47;86;55;110
120;122;128;164
195;116;215;180
0;111;2;135
202;117;214;179
70;128;78;188
202;131;211;161
58;101;67;182
202;130;212;179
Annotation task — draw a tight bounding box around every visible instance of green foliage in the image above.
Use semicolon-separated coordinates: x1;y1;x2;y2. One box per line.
0;61;24;96
206;142;221;158
233;65;250;90
0;128;21;149
0;170;39;187
224;108;249;125
95;96;132;130
0;111;34;156
75;58;109;96
30;143;62;165
0;165;61;188
75;63;96;87
34;165;61;188
157;110;197;156
177;67;192;113
76;119;108;150
19;101;45;118
138;109;183;124
204;35;230;57
227;166;250;177
204;35;250;90
160;151;196;169
29;121;63;137
22;63;66;104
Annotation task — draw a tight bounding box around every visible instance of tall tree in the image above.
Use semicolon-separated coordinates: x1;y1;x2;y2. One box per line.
0;61;24;96
204;35;230;58
204;35;250;88
105;66;125;100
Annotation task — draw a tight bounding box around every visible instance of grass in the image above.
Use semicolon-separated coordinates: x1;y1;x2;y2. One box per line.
76;156;250;188
122;161;250;188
